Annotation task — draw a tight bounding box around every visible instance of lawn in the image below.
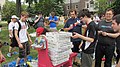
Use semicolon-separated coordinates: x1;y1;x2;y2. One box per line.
0;21;38;65
0;21;64;65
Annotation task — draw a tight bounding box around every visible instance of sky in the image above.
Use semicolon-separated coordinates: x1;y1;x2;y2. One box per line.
8;0;24;3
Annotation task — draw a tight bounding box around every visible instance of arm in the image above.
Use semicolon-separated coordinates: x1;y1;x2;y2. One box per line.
14;30;23;48
72;32;94;42
102;32;120;38
33;17;40;25
9;30;13;37
107;33;120;38
27;32;32;45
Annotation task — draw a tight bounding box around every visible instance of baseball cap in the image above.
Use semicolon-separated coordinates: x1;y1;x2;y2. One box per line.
36;27;44;36
11;15;18;19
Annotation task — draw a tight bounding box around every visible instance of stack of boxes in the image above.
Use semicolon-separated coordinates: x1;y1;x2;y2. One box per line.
46;32;73;66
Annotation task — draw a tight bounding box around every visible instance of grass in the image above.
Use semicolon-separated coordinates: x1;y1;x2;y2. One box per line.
0;21;38;65
0;21;65;65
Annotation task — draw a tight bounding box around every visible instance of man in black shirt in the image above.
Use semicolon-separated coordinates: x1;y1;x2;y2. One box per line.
72;10;97;67
95;8;115;67
101;14;120;67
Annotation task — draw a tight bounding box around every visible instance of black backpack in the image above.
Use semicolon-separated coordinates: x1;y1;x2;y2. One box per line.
11;21;27;47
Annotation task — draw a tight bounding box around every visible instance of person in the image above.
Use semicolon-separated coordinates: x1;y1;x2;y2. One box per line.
7;15;19;57
0;42;6;64
14;11;32;67
100;14;120;67
48;11;58;30
33;12;45;29
72;10;98;67
32;27;48;49
95;8;116;67
63;9;82;66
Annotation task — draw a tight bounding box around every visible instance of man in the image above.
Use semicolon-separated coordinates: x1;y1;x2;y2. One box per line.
95;8;115;67
72;10;97;67
63;9;82;66
33;12;44;29
7;15;18;57
100;14;120;67
48;11;58;30
15;11;32;67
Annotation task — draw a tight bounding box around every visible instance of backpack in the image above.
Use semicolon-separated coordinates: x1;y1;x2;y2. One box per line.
11;21;27;47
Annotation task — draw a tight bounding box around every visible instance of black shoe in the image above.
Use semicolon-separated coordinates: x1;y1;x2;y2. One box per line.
73;62;80;67
16;65;20;67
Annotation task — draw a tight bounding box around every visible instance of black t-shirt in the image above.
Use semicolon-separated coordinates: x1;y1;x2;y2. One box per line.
97;20;115;45
116;35;120;53
64;18;82;42
82;21;98;54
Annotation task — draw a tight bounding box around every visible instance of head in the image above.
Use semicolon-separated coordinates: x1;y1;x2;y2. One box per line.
51;12;55;17
69;9;77;18
20;11;29;22
78;9;91;23
37;11;43;17
11;15;18;22
105;8;114;21
36;27;49;37
112;14;120;32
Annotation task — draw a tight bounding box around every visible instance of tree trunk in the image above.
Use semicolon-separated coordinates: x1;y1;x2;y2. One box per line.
16;0;21;17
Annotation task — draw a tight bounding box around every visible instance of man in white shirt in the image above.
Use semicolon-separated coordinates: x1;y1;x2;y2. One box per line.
14;11;32;67
7;15;19;57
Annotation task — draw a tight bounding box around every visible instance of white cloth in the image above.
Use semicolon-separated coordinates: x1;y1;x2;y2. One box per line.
14;20;28;43
8;22;15;31
8;22;16;37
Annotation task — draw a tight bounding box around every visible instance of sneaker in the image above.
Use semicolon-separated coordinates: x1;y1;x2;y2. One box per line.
16;65;20;67
7;53;12;57
12;52;19;55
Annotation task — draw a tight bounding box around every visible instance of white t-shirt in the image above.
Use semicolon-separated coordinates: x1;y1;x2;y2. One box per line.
8;22;15;31
8;22;16;37
14;20;28;43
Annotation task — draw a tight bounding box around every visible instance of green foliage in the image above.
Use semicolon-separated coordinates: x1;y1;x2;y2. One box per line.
95;0;113;15
1;1;16;21
1;1;27;21
111;0;120;15
34;0;64;16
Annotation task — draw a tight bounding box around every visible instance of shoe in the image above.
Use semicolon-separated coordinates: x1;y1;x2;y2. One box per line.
16;65;20;67
7;53;12;57
12;52;19;55
73;62;80;67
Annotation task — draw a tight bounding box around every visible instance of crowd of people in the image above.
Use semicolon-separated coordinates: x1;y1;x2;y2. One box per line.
0;8;120;67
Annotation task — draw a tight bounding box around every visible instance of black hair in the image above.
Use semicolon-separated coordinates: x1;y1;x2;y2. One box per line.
78;9;91;18
41;28;49;35
112;14;120;25
69;9;77;15
106;8;114;14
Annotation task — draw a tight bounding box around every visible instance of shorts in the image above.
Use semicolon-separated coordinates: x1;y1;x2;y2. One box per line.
19;41;30;58
10;37;18;47
72;41;81;53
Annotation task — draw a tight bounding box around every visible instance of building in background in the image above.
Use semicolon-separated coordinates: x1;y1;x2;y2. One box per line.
63;0;98;15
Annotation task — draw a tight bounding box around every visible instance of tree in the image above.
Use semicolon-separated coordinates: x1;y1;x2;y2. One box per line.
34;0;64;16
16;0;21;17
26;0;37;8
1;1;16;21
95;0;113;15
111;0;120;15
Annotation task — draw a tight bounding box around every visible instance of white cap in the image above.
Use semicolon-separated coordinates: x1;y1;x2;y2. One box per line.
11;15;18;19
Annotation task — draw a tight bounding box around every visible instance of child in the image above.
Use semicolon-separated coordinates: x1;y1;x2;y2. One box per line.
32;27;48;49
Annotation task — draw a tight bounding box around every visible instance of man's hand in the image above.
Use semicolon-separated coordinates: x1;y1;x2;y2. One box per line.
68;24;73;30
101;32;108;36
71;32;81;39
19;44;23;49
